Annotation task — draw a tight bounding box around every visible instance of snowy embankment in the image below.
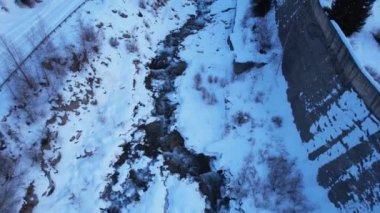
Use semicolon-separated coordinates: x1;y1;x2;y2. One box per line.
349;1;380;84
1;0;197;212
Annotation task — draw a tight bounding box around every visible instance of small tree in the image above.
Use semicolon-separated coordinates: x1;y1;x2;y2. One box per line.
329;0;375;36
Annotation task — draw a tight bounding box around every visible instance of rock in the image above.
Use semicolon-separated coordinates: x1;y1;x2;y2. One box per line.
227;36;234;51
199;171;225;211
163;130;184;151
233;61;266;75
141;121;164;157
147;52;170;70
168;61;187;76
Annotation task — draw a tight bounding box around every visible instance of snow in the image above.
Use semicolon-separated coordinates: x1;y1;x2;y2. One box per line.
1;0;198;212
0;0;85;77
319;0;333;8
349;0;380;85
1;0;378;212
176;0;335;211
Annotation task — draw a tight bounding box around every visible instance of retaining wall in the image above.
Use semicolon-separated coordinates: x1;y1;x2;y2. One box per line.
276;0;380;210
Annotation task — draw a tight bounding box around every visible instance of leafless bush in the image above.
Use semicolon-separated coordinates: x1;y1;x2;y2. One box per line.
1;21;69;124
139;0;146;9
233;111;251;126
253;19;272;54
271;116;283;128
109;37;120;48
152;0;169;10
126;39;139;53
80;25;98;44
200;88;217;105
0;36;39;90
7;77;43;123
194;73;202;90
193;73;217;105
230;152;314;212
78;18;101;55
254;91;265;103
207;75;219;84
0;153;18;213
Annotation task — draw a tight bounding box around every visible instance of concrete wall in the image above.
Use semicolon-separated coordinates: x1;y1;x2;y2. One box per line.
276;0;380;210
309;0;380;119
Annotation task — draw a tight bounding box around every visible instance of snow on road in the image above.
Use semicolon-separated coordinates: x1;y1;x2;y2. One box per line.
0;0;85;79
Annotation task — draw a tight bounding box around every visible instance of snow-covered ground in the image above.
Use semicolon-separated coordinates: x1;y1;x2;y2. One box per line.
175;0;335;211
350;1;380;84
1;0;378;212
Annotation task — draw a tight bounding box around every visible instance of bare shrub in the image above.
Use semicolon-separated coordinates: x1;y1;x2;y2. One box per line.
80;24;98;44
109;37;120;48
139;0;146;9
194;73;202;90
233;111;251;126
126;39;139;53
7;80;41;123
207;75;218;84
0;36;39;90
152;0;169;10
78;18;101;55
0;153;18;213
1;22;68;124
200;88;217;105
254;91;265;103
271;116;283;128
193;73;217;105
230;152;314;212
252;19;272;54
